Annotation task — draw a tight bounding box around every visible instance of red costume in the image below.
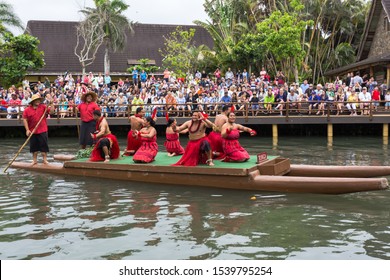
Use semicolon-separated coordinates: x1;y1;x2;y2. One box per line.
164;133;184;155
89;117;120;162
133;135;158;163
173;136;209;166
207;131;225;159
124;129;142;155
222;129;250;162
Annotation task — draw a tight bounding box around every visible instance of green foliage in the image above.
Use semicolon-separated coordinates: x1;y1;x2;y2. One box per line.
0;32;44;87
256;7;313;81
231;32;266;72
159;27;196;78
0;1;23;36
127;58;160;74
76;146;94;159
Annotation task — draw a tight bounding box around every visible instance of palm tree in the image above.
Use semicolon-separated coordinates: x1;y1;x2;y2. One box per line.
79;0;133;74
0;1;23;36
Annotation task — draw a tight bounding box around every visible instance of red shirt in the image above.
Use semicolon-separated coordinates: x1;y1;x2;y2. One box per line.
77;102;100;122
23;104;48;134
372;89;381;101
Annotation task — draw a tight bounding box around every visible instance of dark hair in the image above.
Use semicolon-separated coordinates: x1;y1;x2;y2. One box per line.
222;105;230;112
93;110;101;117
136;107;143;114
167;118;175;127
146;116;156;127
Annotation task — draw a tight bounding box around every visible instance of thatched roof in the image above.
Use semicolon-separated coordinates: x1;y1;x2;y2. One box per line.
26;20;214;75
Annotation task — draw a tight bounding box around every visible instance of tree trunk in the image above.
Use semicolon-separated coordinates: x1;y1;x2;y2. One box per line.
104;47;110;74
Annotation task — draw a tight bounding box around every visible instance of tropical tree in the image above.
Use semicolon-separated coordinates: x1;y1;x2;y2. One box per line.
0;1;23;38
74;18;105;75
0;32;44;87
159;27;196;79
127;58;160;74
79;0;133;74
257;0;313;82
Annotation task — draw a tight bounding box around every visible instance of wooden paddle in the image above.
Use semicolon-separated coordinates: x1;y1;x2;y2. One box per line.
3;106;49;173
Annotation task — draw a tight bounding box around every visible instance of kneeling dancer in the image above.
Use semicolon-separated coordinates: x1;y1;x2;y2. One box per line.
89;110;120;162
133;116;158;163
221;112;257;162
173;111;215;166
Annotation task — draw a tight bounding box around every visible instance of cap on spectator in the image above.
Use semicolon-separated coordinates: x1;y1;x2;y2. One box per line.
309;84;313;87
363;87;367;90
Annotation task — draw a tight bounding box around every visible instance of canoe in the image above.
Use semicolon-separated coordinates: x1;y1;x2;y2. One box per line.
10;154;389;195
289;164;390;178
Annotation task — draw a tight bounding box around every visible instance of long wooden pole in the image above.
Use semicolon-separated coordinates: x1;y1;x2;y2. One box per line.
75;106;80;139
3;106;48;173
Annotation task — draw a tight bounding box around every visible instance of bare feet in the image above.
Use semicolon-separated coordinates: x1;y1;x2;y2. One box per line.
104;156;110;163
167;153;174;157
31;161;38;166
206;159;214;166
43;160;49;165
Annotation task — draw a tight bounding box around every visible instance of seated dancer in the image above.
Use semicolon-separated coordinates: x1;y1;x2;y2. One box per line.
173;110;215;166
123;107;145;156
221;112;257;162
207;104;231;159
89;110;120;162
164;118;185;156
133;116;158;163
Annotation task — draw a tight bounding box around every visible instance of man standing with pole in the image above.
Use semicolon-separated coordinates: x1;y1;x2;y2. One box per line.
22;93;50;165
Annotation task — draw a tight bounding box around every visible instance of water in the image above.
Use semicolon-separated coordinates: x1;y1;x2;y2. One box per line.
0;136;390;260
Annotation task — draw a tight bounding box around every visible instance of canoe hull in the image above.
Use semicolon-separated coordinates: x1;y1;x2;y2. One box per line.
10;161;388;195
289;164;390;178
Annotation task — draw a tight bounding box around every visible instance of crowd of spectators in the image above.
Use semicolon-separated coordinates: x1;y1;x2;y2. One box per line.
1;68;389;119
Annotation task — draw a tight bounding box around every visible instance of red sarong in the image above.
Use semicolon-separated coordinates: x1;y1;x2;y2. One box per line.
133;135;158;163
124;129;142;156
208;130;225;159
173;136;209;166
164;133;184;155
222;129;250;162
90;134;120;161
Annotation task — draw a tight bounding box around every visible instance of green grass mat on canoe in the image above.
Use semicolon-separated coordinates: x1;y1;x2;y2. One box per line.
72;153;277;169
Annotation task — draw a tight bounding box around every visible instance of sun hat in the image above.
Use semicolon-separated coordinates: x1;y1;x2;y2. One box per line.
81;91;97;103
29;93;44;104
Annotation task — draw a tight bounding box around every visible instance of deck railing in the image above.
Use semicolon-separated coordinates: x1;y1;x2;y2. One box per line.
1;100;390;121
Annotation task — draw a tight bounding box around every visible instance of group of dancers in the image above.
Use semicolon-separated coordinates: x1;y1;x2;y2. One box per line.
90;102;257;166
23;91;257;166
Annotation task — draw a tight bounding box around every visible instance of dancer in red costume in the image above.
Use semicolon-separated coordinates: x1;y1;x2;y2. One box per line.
207;104;231;159
123;107;145;156
133;116;158;163
89;110;120;162
221;112;257;162
164;118;185;156
173;111;215;166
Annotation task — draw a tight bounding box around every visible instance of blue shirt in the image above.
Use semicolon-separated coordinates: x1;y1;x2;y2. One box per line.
132;69;139;80
220;95;232;103
140;71;147;82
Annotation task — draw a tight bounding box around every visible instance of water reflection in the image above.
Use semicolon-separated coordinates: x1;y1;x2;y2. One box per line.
0;137;389;260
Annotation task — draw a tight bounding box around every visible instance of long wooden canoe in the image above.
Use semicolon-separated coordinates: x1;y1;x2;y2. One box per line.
10;154;389;195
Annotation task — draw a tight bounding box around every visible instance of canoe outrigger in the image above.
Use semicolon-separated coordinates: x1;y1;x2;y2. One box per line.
10;153;390;195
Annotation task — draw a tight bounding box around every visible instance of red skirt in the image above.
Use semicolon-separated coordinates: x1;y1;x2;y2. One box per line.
222;129;250;162
124;129;142;155
133;136;158;163
208;130;225;159
173;136;209;166
164;133;184;155
90;134;120;161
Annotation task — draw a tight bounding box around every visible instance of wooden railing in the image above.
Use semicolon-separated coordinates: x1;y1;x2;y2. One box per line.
1;100;390;120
